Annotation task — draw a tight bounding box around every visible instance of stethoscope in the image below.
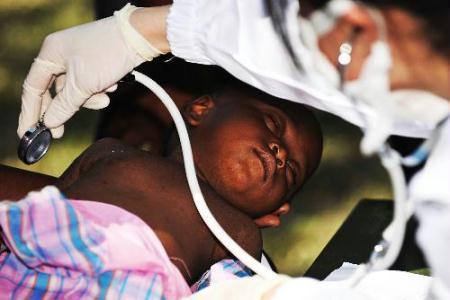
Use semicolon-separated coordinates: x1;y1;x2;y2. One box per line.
337;33;448;287
18;118;52;165
17;69;447;286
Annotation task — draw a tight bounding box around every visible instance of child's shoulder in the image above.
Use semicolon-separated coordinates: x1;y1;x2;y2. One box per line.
58;138;170;188
61;138;262;261
82;137;144;163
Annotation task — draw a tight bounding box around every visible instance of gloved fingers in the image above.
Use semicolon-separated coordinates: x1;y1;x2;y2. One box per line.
83;93;110;110
43;60;89;129
39;89;64;139
44;90;81;130
82;83;116;109
55;73;66;94
26;58;64;92
105;84;118;93
18;84;42;137
18;92;65;139
40;89;52;116
18;59;64;138
49;125;65;139
48;75;111;135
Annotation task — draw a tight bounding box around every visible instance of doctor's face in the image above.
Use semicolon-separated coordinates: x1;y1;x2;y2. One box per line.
301;2;450;99
184;90;322;218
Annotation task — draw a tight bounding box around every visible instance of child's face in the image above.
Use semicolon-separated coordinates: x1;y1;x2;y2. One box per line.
185;92;322;218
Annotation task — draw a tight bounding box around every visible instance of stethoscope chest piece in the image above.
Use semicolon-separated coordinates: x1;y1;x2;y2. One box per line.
18;122;52;165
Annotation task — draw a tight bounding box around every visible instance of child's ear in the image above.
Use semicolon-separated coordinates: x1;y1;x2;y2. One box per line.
183;95;215;126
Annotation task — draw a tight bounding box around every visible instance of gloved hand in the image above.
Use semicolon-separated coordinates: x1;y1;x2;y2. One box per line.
18;4;163;138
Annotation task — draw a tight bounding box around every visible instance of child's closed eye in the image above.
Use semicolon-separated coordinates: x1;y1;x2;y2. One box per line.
264;113;282;137
286;160;297;188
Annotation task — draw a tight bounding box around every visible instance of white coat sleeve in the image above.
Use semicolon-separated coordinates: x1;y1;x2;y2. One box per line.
167;0;432;138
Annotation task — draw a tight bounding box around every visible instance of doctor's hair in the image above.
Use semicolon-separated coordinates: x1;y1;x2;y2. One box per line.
264;0;303;70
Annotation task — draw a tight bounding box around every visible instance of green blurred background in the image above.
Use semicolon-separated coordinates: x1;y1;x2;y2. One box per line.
0;0;391;276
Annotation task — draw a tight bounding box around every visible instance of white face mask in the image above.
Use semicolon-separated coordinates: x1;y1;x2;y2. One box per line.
343;39;395;154
292;0;450;155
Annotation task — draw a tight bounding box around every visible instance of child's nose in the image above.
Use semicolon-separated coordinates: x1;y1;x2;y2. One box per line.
269;142;287;168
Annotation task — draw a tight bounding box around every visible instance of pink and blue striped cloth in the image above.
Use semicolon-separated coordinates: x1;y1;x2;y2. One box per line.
192;259;253;292
0;186;191;299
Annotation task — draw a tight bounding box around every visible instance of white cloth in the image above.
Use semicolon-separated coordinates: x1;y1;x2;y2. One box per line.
184;268;431;300
167;0;433;139
409;118;450;299
324;262;361;281
323;262;432;299
274;270;431;300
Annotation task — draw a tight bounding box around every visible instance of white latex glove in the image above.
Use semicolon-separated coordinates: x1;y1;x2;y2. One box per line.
18;4;162;138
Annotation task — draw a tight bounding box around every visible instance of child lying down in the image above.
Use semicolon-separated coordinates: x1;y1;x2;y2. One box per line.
0;84;322;299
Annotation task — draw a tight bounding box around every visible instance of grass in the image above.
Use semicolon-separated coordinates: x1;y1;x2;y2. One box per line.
0;0;392;276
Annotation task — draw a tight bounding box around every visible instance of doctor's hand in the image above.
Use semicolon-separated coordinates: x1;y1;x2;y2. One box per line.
18;4;170;138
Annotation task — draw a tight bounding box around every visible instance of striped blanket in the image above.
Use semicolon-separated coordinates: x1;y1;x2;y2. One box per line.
192;259;253;292
0;186;191;299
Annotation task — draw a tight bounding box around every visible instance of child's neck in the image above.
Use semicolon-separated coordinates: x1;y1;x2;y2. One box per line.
167;143;210;185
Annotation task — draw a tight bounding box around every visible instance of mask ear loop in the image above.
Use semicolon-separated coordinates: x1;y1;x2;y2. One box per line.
337;26;409;289
337;27;368;129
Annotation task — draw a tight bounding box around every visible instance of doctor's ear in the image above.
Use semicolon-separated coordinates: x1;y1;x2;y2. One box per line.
183;95;216;126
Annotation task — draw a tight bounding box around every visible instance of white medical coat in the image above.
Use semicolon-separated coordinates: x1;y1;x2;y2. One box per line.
167;0;450;298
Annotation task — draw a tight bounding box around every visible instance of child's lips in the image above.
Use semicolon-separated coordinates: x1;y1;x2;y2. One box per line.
254;148;276;182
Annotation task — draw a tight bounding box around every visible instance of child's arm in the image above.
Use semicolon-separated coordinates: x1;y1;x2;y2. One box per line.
0;165;56;200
